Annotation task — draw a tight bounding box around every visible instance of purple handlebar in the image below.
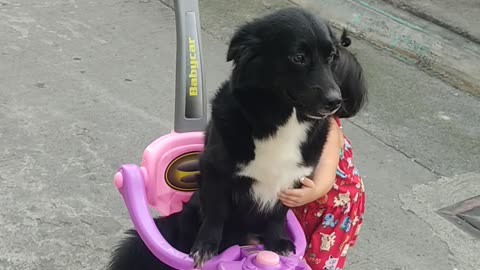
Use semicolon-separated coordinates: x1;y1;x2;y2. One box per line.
116;164;196;269
115;164;309;269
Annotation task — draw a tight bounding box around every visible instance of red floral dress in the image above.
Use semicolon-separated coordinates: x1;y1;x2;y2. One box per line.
292;117;365;270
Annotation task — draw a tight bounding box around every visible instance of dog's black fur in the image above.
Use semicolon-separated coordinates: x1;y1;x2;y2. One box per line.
108;7;366;270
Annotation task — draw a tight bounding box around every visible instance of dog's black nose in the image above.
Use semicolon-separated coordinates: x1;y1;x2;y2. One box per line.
325;98;342;111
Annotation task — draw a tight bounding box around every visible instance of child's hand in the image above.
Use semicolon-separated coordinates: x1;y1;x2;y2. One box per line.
278;177;319;207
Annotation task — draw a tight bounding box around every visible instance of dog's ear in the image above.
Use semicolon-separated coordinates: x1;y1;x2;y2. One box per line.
226;26;259;63
332;43;368;118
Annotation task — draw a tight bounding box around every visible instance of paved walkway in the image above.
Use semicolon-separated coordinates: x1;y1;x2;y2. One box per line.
382;0;480;43
0;0;478;269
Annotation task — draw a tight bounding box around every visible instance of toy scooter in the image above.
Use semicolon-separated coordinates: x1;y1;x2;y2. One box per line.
113;0;311;269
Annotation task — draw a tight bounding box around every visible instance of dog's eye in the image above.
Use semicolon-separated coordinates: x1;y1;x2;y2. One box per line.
289;54;306;64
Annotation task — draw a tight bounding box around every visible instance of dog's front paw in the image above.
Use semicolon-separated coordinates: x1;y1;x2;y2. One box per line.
189;239;219;268
264;238;296;256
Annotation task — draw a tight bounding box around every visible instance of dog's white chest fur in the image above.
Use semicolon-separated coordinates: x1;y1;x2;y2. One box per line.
236;110;314;211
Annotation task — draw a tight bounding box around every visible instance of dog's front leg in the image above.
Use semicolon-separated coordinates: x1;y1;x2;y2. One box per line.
262;206;296;256
189;169;230;268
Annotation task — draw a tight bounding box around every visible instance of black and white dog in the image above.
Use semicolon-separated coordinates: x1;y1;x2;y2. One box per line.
108;7;366;270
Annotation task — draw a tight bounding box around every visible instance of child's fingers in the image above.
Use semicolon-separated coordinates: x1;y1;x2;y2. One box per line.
300;177;315;188
283;201;297;207
280;188;303;198
278;194;300;205
278;193;294;202
280;198;300;207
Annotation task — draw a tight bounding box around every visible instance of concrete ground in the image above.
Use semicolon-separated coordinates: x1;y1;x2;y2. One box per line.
0;0;478;269
381;0;480;43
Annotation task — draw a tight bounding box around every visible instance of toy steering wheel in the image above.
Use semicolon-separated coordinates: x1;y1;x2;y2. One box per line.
113;1;310;269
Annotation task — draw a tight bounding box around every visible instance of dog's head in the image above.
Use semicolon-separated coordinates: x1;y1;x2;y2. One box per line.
227;8;366;119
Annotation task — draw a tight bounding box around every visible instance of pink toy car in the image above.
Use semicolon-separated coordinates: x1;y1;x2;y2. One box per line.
113;1;311;269
114;164;311;269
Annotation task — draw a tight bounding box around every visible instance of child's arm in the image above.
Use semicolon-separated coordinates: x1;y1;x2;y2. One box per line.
279;118;342;207
310;118;342;196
